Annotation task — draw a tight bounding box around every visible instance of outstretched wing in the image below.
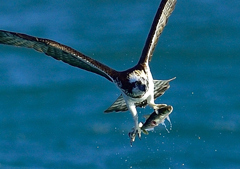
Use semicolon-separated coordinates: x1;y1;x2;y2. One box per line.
0;30;116;82
138;0;177;65
104;77;175;113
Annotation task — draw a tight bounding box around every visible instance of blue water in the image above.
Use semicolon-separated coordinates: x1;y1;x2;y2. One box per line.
0;0;240;168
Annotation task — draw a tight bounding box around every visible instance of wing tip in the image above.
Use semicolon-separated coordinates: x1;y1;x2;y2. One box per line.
169;77;176;81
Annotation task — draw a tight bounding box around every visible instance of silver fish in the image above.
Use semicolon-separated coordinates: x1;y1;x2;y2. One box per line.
139;105;173;135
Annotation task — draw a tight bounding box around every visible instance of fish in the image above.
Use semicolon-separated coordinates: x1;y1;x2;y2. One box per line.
139;105;173;135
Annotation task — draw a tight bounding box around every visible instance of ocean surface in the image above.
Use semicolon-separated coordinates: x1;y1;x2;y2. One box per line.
0;0;239;168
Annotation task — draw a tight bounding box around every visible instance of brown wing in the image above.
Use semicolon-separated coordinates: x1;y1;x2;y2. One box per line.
0;30;117;82
138;0;177;65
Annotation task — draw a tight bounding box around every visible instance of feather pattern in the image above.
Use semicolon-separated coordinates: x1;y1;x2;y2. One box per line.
138;0;177;65
0;30;116;82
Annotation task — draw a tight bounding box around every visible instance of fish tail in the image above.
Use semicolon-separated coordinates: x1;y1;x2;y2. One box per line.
166;115;172;130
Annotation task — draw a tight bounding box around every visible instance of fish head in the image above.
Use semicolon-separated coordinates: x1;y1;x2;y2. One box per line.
154;105;173;123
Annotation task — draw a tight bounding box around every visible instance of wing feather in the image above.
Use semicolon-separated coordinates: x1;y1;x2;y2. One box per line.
0;30;116;81
138;0;177;64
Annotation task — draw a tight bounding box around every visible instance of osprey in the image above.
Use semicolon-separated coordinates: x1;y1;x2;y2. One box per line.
0;0;177;142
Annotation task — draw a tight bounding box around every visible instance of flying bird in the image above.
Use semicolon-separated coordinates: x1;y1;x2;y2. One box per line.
0;0;177;142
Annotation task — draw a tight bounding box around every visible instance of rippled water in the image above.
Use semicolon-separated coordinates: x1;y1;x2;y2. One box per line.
0;0;240;168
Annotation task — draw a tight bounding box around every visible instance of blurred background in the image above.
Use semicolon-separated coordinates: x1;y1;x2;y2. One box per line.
0;0;239;168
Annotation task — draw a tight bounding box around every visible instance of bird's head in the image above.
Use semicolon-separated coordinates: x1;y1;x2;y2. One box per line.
126;70;149;98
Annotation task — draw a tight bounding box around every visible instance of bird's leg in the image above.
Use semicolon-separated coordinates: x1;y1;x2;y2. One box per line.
149;103;167;110
127;104;141;144
148;95;167;113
